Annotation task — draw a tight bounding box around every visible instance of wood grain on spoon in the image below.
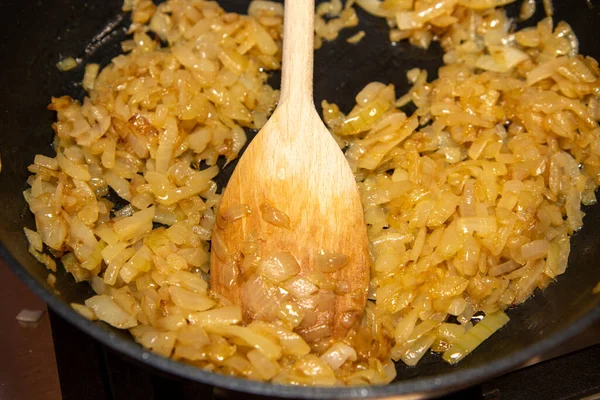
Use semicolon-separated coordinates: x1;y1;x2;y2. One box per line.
210;0;370;342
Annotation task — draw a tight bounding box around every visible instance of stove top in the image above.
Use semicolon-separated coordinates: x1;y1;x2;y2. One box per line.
48;311;600;400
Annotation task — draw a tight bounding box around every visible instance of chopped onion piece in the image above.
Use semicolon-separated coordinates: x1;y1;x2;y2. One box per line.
259;252;301;282
299;324;332;342
83;64;100;92
395;309;419;343
242;274;280;321
205;324;282;360
165;270;208;293
443;311;509;364
401;333;436;366
521;240;549;261
168;286;215;311
315;249;349;273
85;295;138;329
294;354;335;377
188;306;242;326
24;227;43;252
285;276;319;298
113;206;155;241
71;303;97;320
320;342;358;370
56;57;79;71
520;0;536;21
457;217;497;236
29;245;57;272
34;155;59;170
249;321;311;356
489;260;521;277
130;326;175;357
247;349;280;380
347;31;366;44
277;301;305;328
222;204;251;222
305;270;336;290
211;230;229;261
436;323;466;343
260;203;291;229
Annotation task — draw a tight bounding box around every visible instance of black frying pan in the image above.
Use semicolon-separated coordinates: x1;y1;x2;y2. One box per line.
1;0;599;398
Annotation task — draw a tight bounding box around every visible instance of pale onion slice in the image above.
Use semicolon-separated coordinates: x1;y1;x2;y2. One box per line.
82;63;100;92
85;295;138;329
248;1;284;17
188;306;242;326
177;324;210;347
130;326;176;357
320;342;358;370
242;274;281;321
24;227;43;252
56;57;78;71
247;348;281;380
168;286;215;312
277;301;305;328
489;260;521;277
447;297;467;316
521;240;550;261
211;230;229;261
284;276;319;298
294;354;335;377
436;323;466;344
205;324;282;360
259;252;301;282
544;236;570;278
29;248;55;274
443;311;510;364
520;0;536;21
71;303;97;321
401;333;436;366
113;206;155;242
165;270;208;293
395;309;419;343
34;154;59;170
457;217;497;236
249;321;311;357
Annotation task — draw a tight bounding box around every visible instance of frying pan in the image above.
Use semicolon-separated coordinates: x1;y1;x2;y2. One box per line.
0;0;599;398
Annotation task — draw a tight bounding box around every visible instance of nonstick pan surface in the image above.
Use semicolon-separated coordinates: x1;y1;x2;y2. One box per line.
0;0;599;398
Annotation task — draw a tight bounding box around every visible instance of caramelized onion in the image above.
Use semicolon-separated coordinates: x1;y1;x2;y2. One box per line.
259;203;291;229
299;324;332;342
315;250;349;273
223;204;252;222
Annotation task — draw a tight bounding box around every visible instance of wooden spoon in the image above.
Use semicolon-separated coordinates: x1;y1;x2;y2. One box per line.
210;0;369;342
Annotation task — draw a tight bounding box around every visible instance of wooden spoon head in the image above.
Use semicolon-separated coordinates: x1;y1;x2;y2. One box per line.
210;102;370;342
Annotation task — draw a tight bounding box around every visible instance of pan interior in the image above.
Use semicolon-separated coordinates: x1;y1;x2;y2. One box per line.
0;0;599;397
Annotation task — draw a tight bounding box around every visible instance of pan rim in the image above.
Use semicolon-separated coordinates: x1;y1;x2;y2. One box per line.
2;243;599;399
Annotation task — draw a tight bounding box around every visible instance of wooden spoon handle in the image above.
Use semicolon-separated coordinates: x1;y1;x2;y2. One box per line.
279;0;315;106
